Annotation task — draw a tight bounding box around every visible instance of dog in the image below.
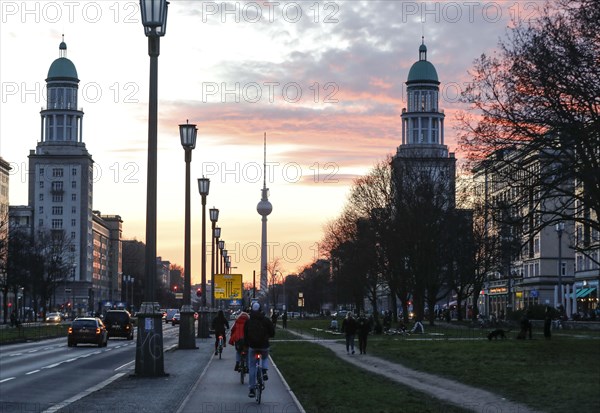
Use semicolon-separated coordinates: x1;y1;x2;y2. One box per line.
487;329;507;340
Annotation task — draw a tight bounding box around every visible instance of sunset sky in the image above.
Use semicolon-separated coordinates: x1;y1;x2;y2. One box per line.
0;1;544;285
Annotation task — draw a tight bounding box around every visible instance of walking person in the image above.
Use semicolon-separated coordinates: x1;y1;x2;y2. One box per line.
281;311;288;329
244;302;275;398
211;310;229;355
543;306;552;340
357;312;370;354
341;311;357;354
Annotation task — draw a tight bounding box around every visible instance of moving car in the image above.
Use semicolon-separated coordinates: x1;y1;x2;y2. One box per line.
68;317;108;347
104;310;134;340
172;312;181;325
45;312;62;323
165;309;178;324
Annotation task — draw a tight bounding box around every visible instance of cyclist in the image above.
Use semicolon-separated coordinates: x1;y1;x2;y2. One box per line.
229;310;249;372
211;310;230;355
244;302;275;398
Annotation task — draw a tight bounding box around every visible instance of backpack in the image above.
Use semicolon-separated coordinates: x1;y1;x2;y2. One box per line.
245;317;267;347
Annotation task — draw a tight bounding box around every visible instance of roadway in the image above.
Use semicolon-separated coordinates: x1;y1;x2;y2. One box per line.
0;322;180;411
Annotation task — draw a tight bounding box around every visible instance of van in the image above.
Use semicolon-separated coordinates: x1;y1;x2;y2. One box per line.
104;310;134;340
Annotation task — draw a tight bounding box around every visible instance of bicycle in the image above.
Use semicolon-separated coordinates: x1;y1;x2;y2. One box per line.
239;347;248;384
253;352;265;404
217;335;224;359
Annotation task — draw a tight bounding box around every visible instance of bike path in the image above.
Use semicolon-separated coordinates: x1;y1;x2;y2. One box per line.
176;345;304;413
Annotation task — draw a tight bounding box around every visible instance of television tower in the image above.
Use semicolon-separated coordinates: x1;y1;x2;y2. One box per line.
256;133;272;305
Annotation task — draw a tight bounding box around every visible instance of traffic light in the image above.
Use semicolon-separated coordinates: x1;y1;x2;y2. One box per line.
196;288;202;297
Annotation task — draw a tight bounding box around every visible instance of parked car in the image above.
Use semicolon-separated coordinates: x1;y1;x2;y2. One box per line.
103;310;134;340
68;317;108;347
165;309;178;324
171;312;181;325
45;312;62;323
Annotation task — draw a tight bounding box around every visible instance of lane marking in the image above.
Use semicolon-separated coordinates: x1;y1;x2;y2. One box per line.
26;370;40;375
115;360;134;371
0;377;15;383
41;372;127;413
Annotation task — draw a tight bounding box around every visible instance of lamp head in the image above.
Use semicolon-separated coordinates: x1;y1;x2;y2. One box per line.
140;0;169;37
198;177;210;196
179;120;197;149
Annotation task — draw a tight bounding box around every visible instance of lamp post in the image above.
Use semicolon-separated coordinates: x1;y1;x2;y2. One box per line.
218;240;225;276
213;226;221;308
223;250;228;275
177;120;198;349
136;0;168;377
197;177;210;338
209;209;219;309
556;222;565;313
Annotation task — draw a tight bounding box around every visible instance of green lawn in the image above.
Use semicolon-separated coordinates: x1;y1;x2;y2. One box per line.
0;323;69;344
274;319;600;413
270;340;471;413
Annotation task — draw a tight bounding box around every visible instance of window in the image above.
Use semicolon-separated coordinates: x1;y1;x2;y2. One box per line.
52;168;63;177
40;167;45;177
51;219;63;229
71;206;76;214
39;193;44;201
72;168;77;176
71;219;76;227
52;206;63;215
39;206;43;214
39;181;44;189
71;181;76;189
51;181;63;191
39;219;43;227
72;193;77;201
533;237;540;254
71;231;76;239
52;194;63;202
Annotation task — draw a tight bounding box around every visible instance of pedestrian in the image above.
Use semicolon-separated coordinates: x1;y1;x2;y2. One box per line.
211;310;230;355
543;306;552;339
271;310;278;328
341;311;357;354
281;311;288;329
411;319;425;334
357;312;370;354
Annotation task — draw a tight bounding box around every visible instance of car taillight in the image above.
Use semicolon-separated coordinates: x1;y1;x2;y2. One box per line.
68;327;73;334
125;325;130;330
95;328;101;335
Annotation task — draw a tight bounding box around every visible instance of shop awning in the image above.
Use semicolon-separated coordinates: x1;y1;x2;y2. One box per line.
576;287;596;298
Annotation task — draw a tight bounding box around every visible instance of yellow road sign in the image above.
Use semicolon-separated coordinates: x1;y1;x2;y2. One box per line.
214;274;243;300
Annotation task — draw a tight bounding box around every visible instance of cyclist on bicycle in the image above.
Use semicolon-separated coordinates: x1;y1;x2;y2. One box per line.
244;302;275;398
229;311;249;372
211;310;230;355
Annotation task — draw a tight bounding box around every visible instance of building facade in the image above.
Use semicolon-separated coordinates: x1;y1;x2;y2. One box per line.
22;40;123;316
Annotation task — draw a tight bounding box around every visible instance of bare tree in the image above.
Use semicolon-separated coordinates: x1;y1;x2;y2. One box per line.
458;0;600;261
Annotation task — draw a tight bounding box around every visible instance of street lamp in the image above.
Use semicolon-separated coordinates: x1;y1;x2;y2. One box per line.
197;177;210;338
223;249;228;275
556;222;565;312
209;208;219;309
218;240;225;275
136;0;169;377
178;120;198;349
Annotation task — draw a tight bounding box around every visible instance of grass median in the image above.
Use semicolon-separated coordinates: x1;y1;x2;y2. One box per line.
274;319;600;413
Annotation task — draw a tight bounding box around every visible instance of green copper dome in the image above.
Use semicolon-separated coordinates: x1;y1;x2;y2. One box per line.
407;39;439;84
47;57;78;81
407;60;438;83
47;40;78;81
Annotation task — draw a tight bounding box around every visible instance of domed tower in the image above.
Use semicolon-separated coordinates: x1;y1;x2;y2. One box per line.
393;38;456;208
41;38;85;145
28;39;94;311
256;133;272;303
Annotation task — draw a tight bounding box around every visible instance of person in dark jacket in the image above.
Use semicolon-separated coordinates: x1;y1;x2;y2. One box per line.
341;312;358;354
356;312;370;354
211;310;229;355
244;302;275;398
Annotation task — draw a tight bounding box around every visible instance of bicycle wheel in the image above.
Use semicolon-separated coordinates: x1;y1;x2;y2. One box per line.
255;363;262;404
240;358;245;384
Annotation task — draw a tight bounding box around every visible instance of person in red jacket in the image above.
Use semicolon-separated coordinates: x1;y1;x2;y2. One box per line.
229;311;249;372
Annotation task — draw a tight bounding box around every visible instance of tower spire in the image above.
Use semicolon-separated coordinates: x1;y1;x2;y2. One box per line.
257;133;273;309
263;132;267;189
